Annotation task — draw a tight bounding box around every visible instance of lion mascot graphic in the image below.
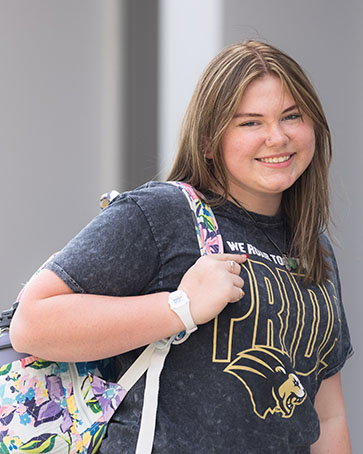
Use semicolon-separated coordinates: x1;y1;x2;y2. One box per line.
224;346;306;419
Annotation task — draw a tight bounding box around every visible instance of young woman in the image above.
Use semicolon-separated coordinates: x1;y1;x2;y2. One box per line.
10;40;352;453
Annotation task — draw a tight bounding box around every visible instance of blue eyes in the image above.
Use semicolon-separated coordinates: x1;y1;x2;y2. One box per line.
282;113;302;121
239;113;302;127
240;121;259;127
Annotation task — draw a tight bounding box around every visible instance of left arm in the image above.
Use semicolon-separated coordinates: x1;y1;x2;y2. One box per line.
311;372;351;453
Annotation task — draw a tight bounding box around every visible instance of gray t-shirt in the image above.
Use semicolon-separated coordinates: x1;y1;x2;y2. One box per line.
46;181;353;453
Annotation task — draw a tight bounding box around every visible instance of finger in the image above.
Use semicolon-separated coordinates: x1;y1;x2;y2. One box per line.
227;260;242;276
228;260;236;273
230;287;245;303
232;276;244;288
213;253;248;264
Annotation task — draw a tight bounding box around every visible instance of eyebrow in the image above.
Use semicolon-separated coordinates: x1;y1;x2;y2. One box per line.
233;104;299;119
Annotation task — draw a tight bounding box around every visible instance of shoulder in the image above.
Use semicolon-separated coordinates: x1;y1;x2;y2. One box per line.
105;181;193;225
319;232;337;266
319;231;341;284
113;182;202;274
99;182;199;254
109;181;187;211
319;231;333;251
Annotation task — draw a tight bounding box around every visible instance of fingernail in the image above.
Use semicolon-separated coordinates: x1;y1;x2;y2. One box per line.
244;254;249;259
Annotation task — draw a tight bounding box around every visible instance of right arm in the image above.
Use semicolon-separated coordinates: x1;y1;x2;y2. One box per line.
10;254;246;362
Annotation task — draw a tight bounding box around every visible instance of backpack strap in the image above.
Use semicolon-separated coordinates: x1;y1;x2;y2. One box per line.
124;182;222;454
170;182;224;256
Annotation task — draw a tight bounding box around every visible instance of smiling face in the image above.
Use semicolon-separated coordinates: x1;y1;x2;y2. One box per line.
216;75;316;215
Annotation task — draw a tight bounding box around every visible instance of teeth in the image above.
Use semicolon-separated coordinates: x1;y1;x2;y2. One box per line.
259;155;291;163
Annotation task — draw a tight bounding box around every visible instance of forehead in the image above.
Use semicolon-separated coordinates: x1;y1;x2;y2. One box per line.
237;75;295;112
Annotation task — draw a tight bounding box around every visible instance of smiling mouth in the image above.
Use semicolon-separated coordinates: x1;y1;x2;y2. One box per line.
257;154;293;164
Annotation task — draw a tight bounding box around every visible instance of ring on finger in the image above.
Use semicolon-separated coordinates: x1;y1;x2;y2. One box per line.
229;260;236;272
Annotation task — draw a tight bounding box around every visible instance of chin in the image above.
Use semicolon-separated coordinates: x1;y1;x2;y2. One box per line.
262;178;297;194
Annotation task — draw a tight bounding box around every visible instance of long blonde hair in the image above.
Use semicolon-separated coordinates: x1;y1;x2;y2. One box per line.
168;40;332;284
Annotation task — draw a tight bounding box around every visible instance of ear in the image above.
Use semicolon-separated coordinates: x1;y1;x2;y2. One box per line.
275;366;286;375
203;136;213;159
205;150;213;159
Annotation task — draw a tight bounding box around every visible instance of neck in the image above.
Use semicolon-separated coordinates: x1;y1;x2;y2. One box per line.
228;192;282;216
209;180;282;215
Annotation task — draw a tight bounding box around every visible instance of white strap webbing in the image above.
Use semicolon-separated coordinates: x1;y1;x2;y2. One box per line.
116;341;172;454
135;343;171;454
117;343;156;391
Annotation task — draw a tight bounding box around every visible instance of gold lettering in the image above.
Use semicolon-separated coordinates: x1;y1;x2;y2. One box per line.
212;260;340;379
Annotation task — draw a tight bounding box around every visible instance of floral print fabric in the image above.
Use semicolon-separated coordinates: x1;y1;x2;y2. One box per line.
170;182;223;256
0;356;126;453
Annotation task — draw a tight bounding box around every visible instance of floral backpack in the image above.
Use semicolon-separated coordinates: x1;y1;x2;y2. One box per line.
0;182;223;454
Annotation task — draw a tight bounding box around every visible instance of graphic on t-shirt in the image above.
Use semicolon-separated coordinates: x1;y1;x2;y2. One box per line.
213;256;340;420
224;346;306;419
226;240;287;266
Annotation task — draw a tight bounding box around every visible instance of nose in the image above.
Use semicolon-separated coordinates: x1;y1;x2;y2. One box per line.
265;123;289;147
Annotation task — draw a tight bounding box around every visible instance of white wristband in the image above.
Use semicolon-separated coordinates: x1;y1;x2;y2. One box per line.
168;290;197;334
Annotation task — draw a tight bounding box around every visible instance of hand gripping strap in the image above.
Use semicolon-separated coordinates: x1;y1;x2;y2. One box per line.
125;182;222;454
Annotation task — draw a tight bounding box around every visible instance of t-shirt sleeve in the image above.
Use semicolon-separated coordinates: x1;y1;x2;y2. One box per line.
45;193;161;297
319;235;354;380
